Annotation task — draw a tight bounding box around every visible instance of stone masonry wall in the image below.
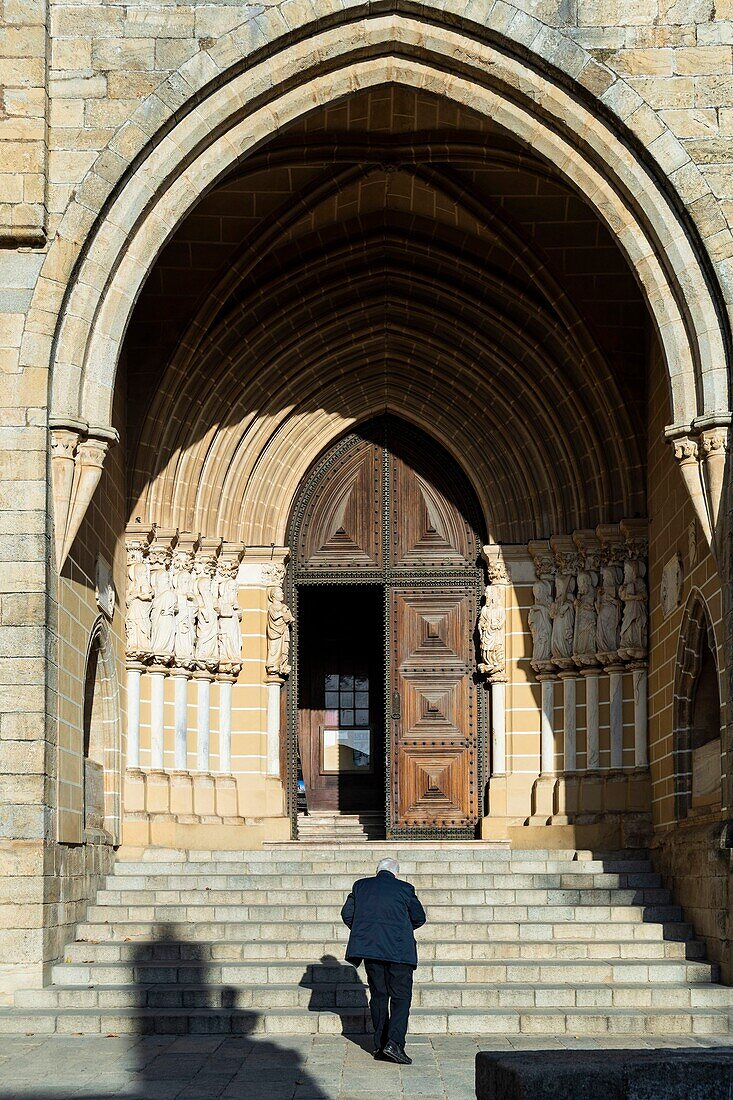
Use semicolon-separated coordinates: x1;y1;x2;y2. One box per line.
646;339;731;976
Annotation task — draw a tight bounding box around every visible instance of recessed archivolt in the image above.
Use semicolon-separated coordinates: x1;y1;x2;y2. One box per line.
130;229;643;542
40;12;730;440
127;137;644;546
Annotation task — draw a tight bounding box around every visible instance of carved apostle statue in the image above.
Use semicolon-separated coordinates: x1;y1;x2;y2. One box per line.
217;561;243;665
528;576;553;668
149;550;176;661
194;556;219;667
619;558;648;659
125;544;153;657
550;570;575;663
573;565;598;663
266;586;294;678
172;547;197;665
478;584;505;680
596;563;621;660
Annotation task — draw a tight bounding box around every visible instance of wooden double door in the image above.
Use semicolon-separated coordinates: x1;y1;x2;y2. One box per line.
291;417;485;839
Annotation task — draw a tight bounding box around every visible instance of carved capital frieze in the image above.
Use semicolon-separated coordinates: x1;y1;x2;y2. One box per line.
481;544;509;586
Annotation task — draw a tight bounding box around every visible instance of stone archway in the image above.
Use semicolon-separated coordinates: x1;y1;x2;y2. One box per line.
34;10;731;570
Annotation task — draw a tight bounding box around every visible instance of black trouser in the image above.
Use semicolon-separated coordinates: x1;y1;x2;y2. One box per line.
364;959;414;1050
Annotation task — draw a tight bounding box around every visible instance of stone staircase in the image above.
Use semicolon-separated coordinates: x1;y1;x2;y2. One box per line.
297;811;385;842
2;843;732;1037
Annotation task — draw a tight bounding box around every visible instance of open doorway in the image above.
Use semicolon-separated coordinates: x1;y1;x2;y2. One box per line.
297;585;385;816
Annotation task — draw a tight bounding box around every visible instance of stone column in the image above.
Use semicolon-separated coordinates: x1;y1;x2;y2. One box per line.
561;673;577;773
490;679;507;776
266;674;284;778
126;664;143;768
150;668;166;770
608;665;624;770
541;677;555;774
195;672;211;772
219;675;235;773
173;671;189;771
529;674;557;824
632;664;648;769
583;671;600;770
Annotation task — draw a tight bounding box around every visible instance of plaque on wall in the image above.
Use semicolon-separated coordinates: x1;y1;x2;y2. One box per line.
660;553;683;619
321;727;372;773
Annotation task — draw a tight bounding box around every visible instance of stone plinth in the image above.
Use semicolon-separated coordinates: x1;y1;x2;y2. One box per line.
476;1050;733;1100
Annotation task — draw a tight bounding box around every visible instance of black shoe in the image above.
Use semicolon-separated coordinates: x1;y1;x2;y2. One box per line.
382;1041;412;1065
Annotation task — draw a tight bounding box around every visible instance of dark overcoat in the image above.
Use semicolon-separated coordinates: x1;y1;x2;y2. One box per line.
340;870;427;967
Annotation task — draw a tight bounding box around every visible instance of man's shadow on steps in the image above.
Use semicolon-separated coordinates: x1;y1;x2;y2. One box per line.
127;926;331;1097
300;953;372;1049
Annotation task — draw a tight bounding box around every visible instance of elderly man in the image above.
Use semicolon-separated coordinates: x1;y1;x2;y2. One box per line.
340;857;426;1065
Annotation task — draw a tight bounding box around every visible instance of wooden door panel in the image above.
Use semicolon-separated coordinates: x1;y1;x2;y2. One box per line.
298;439;382;571
390;587;478;830
397;746;472;826
397;591;468;674
389;446;479;568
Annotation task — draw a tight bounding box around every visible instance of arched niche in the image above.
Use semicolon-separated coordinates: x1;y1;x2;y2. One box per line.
673;592;722;820
82;618;122;844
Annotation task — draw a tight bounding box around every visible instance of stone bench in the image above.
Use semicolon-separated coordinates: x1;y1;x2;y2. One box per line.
475;1048;733;1099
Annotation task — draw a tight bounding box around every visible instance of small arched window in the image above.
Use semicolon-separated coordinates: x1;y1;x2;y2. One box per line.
674;593;721;819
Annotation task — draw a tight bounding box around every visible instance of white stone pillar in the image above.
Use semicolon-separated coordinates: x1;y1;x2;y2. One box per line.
562;674;576;773
540;677;555;774
609;667;624;770
633;665;648;769
173;672;189;771
150;669;166;770
219;678;234;773
584;671;600;771
266;676;283;778
196;675;211;772
490;680;507;775
126;665;142;768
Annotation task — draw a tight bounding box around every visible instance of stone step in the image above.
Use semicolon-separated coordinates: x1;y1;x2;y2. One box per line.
16;981;733;1012
59;936;706;966
111;858;655;876
74;914;688;945
0;1005;727;1037
49;957;717;987
103;870;664;891
91;887;673;910
81;901;684;928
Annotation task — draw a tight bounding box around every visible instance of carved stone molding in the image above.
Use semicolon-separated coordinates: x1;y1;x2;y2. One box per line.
50;423;118;572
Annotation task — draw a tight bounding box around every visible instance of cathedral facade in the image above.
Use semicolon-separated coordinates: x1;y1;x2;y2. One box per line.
2;0;733;1008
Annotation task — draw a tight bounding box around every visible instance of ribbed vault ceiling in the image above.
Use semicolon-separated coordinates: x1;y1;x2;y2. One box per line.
126;85;650;544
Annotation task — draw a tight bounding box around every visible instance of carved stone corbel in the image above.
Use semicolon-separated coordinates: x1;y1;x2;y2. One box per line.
667;427;713;549
699;423;730;553
50;427;81;571
50;421;118;572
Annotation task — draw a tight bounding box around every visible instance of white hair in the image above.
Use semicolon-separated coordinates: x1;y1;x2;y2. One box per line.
377;857;400;876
